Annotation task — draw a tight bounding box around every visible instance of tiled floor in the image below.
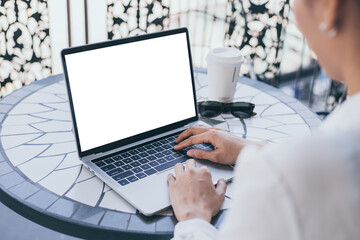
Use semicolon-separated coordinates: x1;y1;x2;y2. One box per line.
0;201;81;240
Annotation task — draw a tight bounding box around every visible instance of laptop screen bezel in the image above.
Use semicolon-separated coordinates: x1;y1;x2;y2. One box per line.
61;28;199;158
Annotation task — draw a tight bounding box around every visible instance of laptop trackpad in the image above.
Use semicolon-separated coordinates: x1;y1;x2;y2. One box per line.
194;159;234;184
118;160;233;216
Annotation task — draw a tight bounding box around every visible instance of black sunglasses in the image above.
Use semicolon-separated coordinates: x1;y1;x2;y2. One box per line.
198;101;256;118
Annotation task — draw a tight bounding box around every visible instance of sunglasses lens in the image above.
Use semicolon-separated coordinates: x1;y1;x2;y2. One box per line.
230;102;255;112
231;111;253;118
198;101;222;117
230;102;255;119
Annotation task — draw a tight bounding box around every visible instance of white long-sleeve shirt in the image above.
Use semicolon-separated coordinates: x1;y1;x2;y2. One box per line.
173;92;360;240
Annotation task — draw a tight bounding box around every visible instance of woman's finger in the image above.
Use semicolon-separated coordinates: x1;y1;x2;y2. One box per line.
185;159;196;170
174;162;185;176
174;132;213;150
167;173;176;184
187;149;218;162
215;178;227;198
175;126;213;143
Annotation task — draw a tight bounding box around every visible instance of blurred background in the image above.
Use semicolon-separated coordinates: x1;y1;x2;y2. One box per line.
0;0;347;239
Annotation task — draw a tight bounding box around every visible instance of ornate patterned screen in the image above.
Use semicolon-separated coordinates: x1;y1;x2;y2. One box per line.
106;0;291;85
0;0;52;98
107;0;170;39
224;0;290;84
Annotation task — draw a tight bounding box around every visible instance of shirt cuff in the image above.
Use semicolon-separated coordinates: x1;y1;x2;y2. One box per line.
173;218;218;240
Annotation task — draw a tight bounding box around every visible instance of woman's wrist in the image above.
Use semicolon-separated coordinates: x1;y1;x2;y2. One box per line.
178;208;212;223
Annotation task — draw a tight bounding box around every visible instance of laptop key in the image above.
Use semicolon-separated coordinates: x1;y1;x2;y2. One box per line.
207;144;215;150
196;144;205;150
154;147;164;152
163;144;172;149
94;161;106;167
155;153;165;158
108;168;124;176
104;158;115;164
139;159;149;164
144;145;154;150
163;150;172;155
118;179;130;186
136;172;147;179
169;136;176;141
137;147;147;152
122;164;132;170
113;170;133;181
132;167;142;173
149;161;159;167
184;146;194;151
165;155;175;161
196;144;206;149
155;156;188;172
114;161;125;167
153;142;161;147
140;164;151;170
112;155;123;161
147;156;156;161
157;158;166;164
121;152;131;158
147;150;156;155
127;176;138;183
130;162;141;167
123;158;132;164
139;152;149;158
101;164;116;171
129;150;139;155
145;168;156;176
171;152;183;158
131;155;141;161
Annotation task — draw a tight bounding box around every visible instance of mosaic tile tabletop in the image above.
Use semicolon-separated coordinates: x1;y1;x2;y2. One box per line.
0;69;322;239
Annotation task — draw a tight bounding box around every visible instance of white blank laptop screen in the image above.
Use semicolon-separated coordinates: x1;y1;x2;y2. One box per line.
65;33;196;152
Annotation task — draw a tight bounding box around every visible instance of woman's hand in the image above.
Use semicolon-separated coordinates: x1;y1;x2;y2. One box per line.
174;126;264;165
167;159;227;223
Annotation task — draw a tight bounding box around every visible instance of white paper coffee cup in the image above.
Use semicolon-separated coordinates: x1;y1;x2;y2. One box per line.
206;47;243;103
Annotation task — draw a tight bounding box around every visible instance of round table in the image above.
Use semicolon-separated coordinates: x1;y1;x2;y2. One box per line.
0;68;322;239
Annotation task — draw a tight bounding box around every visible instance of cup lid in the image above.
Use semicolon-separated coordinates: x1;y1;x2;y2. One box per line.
206;47;243;66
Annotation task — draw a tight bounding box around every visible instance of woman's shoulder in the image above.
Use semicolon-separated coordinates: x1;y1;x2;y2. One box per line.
233;129;360;239
262;128;360;187
238;130;360;239
321;92;360;133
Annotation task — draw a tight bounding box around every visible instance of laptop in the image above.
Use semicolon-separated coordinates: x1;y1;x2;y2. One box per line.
61;28;233;216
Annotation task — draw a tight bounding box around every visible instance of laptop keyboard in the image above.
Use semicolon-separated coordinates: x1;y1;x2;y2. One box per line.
92;133;214;186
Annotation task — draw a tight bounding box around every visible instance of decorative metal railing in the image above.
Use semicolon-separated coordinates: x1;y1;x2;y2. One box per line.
106;0;291;85
0;0;51;96
3;0;332;107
